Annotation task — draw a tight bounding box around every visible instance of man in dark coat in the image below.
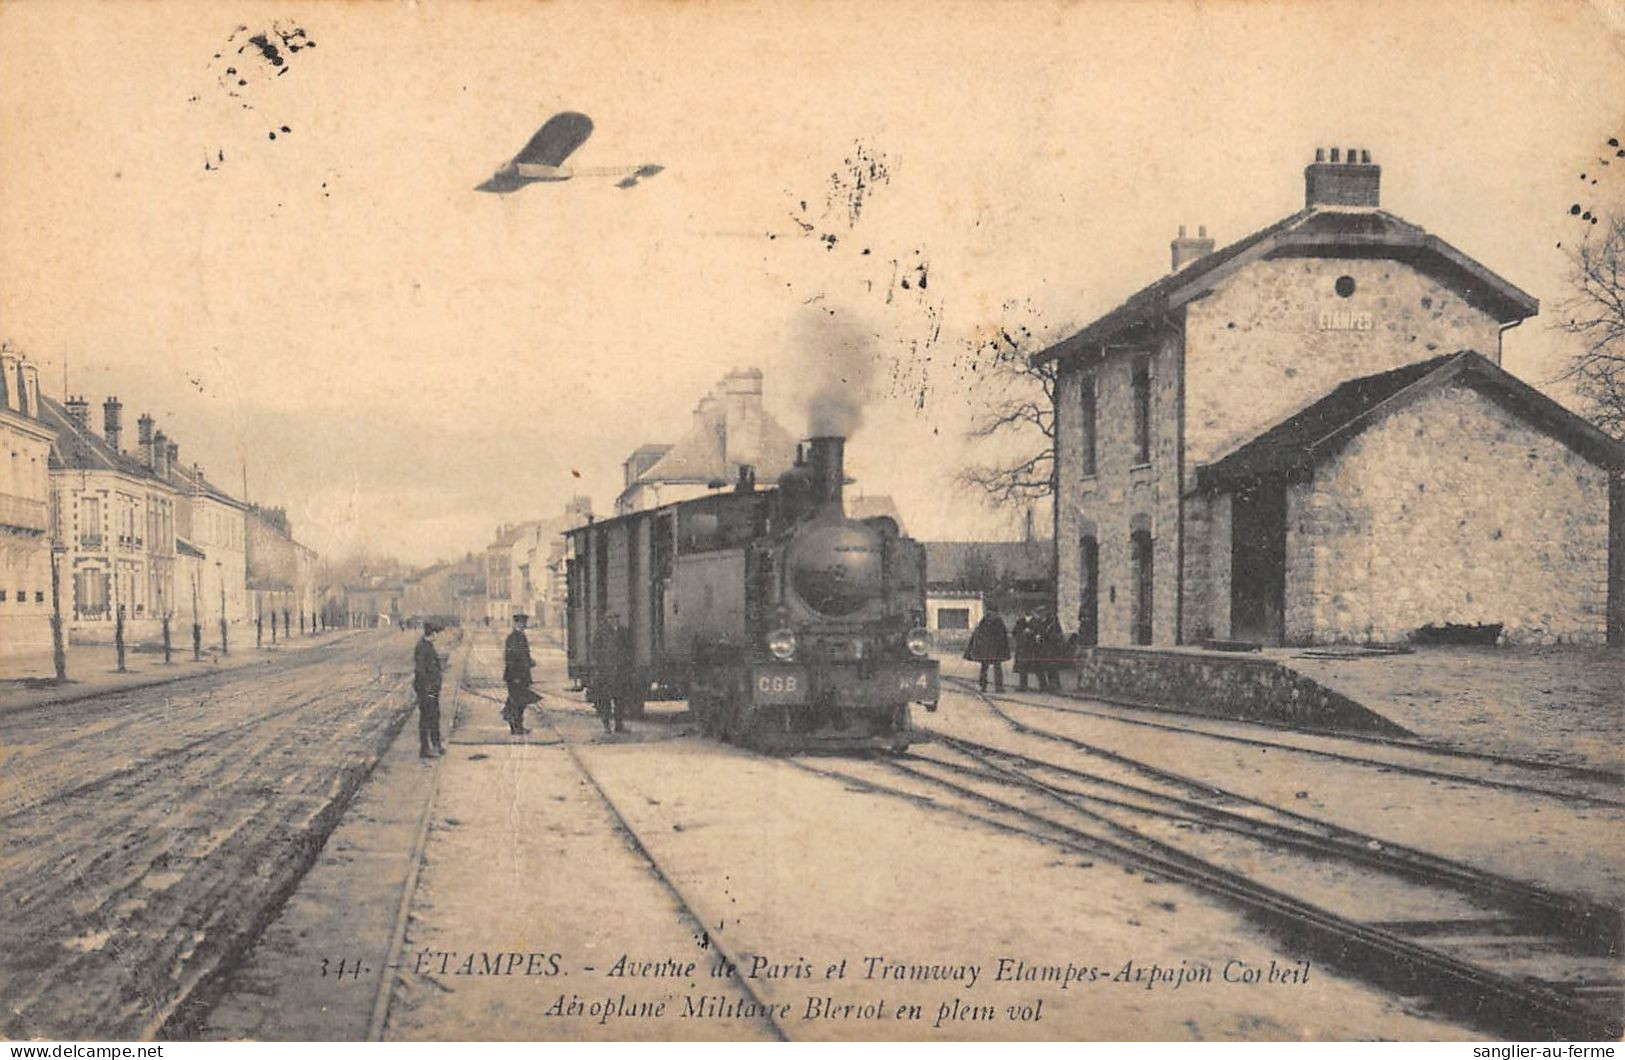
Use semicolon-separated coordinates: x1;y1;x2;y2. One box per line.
590;614;632;733
413;623;445;758
502;613;538;734
963;606;1011;692
1034;607;1066;691
1012;610;1038;691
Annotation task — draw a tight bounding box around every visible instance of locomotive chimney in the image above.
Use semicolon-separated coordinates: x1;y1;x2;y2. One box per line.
806;436;846;515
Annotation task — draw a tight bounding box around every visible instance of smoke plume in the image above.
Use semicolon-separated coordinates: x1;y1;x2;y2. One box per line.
794;305;879;438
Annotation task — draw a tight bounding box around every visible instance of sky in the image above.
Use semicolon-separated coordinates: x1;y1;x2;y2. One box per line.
1;0;1621;566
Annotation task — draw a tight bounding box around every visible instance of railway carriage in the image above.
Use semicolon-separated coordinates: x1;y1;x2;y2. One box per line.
565;435;938;751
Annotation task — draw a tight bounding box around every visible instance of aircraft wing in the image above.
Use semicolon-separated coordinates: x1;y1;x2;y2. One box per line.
514;111;594;168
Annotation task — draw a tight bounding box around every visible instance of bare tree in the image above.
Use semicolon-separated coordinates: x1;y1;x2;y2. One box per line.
1558;213;1625;436
956;305;1057;509
1556;137;1625;438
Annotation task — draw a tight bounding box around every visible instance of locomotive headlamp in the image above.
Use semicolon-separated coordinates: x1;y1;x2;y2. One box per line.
768;628;797;661
905;627;931;657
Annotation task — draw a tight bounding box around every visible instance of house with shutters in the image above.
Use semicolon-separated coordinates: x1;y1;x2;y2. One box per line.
42;395;180;643
0;349;54;658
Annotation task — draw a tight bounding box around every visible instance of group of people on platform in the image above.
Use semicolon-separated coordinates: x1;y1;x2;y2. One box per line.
412;611;638;758
415;601;1087;750
962;603;1085;694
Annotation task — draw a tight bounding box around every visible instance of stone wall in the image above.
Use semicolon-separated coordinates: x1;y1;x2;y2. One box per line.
1075;645;1410;735
1180;491;1231;642
1289;382;1612;644
1184;256;1505;485
1054;327;1182;647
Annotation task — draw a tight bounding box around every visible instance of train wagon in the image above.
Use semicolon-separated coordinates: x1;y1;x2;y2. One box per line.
565;435;938;751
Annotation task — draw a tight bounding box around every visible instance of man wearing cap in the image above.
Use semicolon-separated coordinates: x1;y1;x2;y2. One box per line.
413;622;446;758
503;613;538;734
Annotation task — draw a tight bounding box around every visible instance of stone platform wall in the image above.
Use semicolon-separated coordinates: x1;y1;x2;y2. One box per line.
1075;645;1411;735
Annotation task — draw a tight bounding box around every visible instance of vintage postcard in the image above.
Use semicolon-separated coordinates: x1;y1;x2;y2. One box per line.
0;0;1621;1046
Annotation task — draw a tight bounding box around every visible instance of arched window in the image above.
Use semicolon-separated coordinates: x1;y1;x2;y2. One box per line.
1130;529;1154;645
1078;534;1099;647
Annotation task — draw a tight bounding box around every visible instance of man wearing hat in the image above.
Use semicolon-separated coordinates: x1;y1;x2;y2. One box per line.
503;612;538;734
413;622;446;758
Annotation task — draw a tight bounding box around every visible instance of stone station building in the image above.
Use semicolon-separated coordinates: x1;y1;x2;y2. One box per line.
1036;147;1624;647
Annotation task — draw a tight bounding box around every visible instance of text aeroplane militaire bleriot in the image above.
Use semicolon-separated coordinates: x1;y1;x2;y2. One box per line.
476;111;664;194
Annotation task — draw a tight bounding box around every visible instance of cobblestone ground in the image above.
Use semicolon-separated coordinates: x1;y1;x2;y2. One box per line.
0;630;425;1040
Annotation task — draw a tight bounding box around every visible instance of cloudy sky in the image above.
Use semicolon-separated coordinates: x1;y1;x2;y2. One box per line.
2;1;1620;565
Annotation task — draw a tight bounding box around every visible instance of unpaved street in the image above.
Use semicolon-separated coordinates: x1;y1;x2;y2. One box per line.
1;631;420;1040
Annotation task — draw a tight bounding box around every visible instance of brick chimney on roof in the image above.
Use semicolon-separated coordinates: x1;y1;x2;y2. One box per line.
0;348;16;412
1305;145;1381;208
138;414;156;469
66;395;90;431
102;396;123;453
20;362;39;417
1170;224;1215;272
153;430;169;479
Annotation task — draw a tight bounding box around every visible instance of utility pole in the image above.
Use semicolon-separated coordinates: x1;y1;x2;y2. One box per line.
217;562;228;656
191;569;202;661
48;543;67;683
160;582;172;665
113;570;125;673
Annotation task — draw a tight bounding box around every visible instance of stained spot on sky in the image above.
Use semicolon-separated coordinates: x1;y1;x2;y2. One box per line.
246;34;286;67
197;22;315;172
772;143;949;414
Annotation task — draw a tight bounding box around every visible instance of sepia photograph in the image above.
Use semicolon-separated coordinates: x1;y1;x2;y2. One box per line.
0;0;1621;1046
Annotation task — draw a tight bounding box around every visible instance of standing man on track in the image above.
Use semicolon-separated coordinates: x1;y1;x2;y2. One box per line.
503;613;538;735
414;622;446;759
963;604;1011;693
589;613;631;734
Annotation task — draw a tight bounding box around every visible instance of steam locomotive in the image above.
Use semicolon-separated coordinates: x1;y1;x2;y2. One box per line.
564;435;939;752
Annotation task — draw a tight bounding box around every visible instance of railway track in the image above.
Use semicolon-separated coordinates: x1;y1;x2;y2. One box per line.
941;675;1624;809
777;676;1624;1038
362;644;790;1043
790;736;1622;1039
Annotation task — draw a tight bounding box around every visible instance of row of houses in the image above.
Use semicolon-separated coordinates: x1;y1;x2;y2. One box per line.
384;496;596;638
0;354;322;659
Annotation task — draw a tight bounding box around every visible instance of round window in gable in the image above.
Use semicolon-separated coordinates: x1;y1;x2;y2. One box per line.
1334;275;1357;298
